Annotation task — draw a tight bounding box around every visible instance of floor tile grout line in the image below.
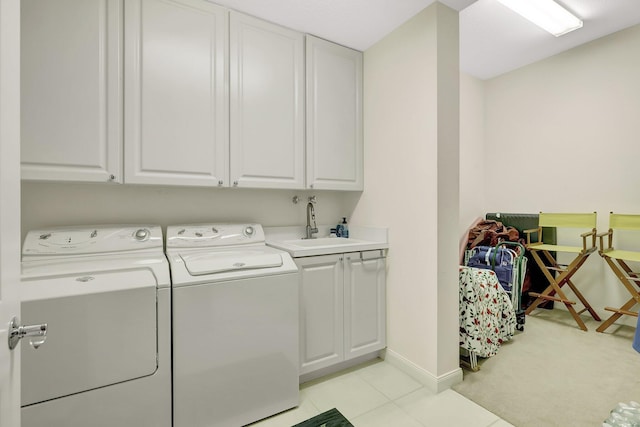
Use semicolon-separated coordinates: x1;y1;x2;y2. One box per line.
353;366;504;426
353;364;428;402
302;374;393;421
356;374;425;403
350;399;429;427
289;360;512;427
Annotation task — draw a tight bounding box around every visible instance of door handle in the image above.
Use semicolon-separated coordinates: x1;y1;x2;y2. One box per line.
8;317;47;350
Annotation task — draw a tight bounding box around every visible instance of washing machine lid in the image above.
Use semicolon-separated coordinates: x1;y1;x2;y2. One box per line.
181;250;283;276
20;269;158;406
168;245;298;285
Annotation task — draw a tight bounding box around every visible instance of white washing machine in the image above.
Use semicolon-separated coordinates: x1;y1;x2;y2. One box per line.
20;225;171;427
166;223;299;427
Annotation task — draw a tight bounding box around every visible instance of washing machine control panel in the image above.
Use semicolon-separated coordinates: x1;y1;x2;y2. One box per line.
166;224;264;248
22;225;163;256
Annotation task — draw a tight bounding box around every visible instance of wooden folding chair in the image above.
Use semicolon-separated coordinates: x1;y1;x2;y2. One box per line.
524;212;601;331
596;213;640;333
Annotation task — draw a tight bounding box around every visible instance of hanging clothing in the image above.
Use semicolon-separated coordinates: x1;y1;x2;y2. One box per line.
459;266;516;358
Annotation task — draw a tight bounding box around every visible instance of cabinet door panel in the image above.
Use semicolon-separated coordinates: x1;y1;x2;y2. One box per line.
344;254;386;359
125;0;228;186
306;35;363;191
21;0;122;183
295;255;343;374
230;12;304;189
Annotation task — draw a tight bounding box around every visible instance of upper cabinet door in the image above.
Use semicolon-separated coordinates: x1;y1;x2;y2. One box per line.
306;35;363;191
229;12;304;189
124;0;228;187
21;0;123;183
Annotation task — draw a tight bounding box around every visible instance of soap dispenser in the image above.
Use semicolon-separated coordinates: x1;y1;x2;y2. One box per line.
341;217;349;238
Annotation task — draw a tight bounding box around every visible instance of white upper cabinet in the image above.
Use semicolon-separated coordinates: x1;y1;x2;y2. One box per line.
229;12;305;189
21;0;123;183
124;0;228;187
306;35;363;191
22;1;364;190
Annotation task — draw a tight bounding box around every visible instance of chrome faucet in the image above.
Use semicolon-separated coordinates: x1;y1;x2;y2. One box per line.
305;197;318;239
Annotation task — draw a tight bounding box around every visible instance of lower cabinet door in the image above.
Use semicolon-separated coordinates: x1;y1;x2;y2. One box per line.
295;254;344;375
344;252;387;360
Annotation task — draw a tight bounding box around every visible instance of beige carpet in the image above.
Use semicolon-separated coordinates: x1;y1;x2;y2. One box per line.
452;309;640;427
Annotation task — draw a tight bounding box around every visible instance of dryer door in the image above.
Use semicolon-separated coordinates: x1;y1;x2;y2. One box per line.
20;269;157;406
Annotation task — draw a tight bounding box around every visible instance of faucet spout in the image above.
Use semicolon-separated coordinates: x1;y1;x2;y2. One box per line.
305;201;318;239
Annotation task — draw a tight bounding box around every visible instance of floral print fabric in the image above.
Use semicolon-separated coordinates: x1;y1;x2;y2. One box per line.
459;266;516;358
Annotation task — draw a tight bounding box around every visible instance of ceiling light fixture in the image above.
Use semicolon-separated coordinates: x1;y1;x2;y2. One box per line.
497;0;583;37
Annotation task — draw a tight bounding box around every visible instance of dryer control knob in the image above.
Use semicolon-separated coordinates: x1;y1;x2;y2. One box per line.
134;228;150;241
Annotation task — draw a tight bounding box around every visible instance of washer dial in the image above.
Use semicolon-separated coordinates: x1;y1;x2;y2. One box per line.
243;226;255;238
134;228;150;241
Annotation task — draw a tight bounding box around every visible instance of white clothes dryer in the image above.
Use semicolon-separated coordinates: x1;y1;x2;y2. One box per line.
20;225;171;427
166;223;299;427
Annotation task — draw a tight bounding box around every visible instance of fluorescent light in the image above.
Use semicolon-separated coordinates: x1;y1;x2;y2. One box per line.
497;0;583;37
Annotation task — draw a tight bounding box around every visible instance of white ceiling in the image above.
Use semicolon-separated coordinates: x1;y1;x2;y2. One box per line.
213;0;640;80
462;0;640;79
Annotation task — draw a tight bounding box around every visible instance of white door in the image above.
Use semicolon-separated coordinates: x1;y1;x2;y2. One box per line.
0;0;22;425
295;254;344;374
124;0;228;187
344;252;387;360
306;35;363;191
229;12;305;189
21;0;123;183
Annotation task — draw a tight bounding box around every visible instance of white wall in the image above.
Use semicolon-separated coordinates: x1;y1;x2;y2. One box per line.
459;72;486;238
484;24;640;326
21;181;360;241
353;2;461;387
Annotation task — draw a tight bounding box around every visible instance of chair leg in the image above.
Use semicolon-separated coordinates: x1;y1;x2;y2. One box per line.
596;298;638;332
613;259;640;304
524;250;563;314
525;249;591;331
552;282;588;331
564;278;601;321
596;257;640;332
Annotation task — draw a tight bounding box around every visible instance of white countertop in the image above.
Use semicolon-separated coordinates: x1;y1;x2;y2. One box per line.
264;225;388;257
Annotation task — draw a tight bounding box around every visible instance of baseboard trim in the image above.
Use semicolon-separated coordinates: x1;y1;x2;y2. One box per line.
299;352;381;385
382;349;463;393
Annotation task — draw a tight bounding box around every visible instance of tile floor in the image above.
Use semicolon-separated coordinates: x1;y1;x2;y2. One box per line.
250;359;512;427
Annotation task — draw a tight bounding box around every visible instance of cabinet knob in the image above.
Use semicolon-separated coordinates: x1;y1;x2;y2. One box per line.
218;180;223;186
309;184;314;189
233;181;238;186
108;174;115;181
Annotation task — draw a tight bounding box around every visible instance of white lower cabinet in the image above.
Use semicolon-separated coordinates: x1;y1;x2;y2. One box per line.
344;252;387;360
296;251;386;375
